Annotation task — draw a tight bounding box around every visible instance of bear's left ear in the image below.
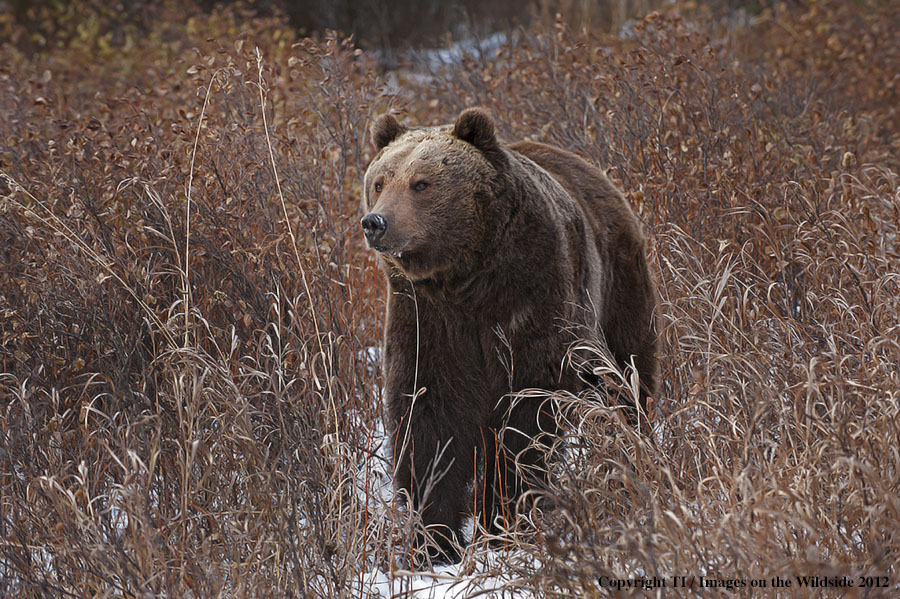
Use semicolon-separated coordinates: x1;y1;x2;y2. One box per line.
452;107;506;168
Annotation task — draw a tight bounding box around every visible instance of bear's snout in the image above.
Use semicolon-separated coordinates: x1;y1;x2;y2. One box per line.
361;213;388;245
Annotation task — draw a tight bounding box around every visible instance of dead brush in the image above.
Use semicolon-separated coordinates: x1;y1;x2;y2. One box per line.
1;5;395;595
2;0;900;597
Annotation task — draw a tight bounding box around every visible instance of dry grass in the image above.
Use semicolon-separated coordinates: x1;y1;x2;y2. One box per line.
1;1;899;597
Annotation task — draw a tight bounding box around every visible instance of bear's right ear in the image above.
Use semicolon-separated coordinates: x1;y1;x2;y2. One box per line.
371;114;407;150
452;107;506;168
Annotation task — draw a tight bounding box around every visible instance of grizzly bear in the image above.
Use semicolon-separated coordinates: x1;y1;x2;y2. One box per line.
361;108;658;564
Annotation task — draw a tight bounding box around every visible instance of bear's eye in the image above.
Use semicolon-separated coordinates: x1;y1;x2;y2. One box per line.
374;182;383;193
413;181;429;192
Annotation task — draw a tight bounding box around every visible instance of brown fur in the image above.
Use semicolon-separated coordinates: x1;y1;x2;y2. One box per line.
362;108;658;564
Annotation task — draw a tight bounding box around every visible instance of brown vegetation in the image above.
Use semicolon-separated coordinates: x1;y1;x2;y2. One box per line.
1;0;898;596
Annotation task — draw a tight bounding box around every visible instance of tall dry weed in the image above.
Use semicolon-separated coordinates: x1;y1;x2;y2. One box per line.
1;0;899;597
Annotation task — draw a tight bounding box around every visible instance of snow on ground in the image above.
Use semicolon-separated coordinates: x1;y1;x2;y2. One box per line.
409;32;513;73
363;548;537;599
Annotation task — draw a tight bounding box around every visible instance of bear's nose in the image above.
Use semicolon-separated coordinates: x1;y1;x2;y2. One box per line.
361;213;388;244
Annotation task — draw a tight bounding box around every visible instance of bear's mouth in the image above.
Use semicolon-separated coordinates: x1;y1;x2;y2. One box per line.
372;244;409;260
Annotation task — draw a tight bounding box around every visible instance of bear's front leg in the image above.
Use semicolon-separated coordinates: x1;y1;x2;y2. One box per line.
391;402;471;565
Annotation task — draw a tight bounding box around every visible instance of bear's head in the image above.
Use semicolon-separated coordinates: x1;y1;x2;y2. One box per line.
361;108;507;281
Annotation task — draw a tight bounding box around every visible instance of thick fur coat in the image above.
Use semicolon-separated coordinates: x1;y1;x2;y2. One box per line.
361;108;658;563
